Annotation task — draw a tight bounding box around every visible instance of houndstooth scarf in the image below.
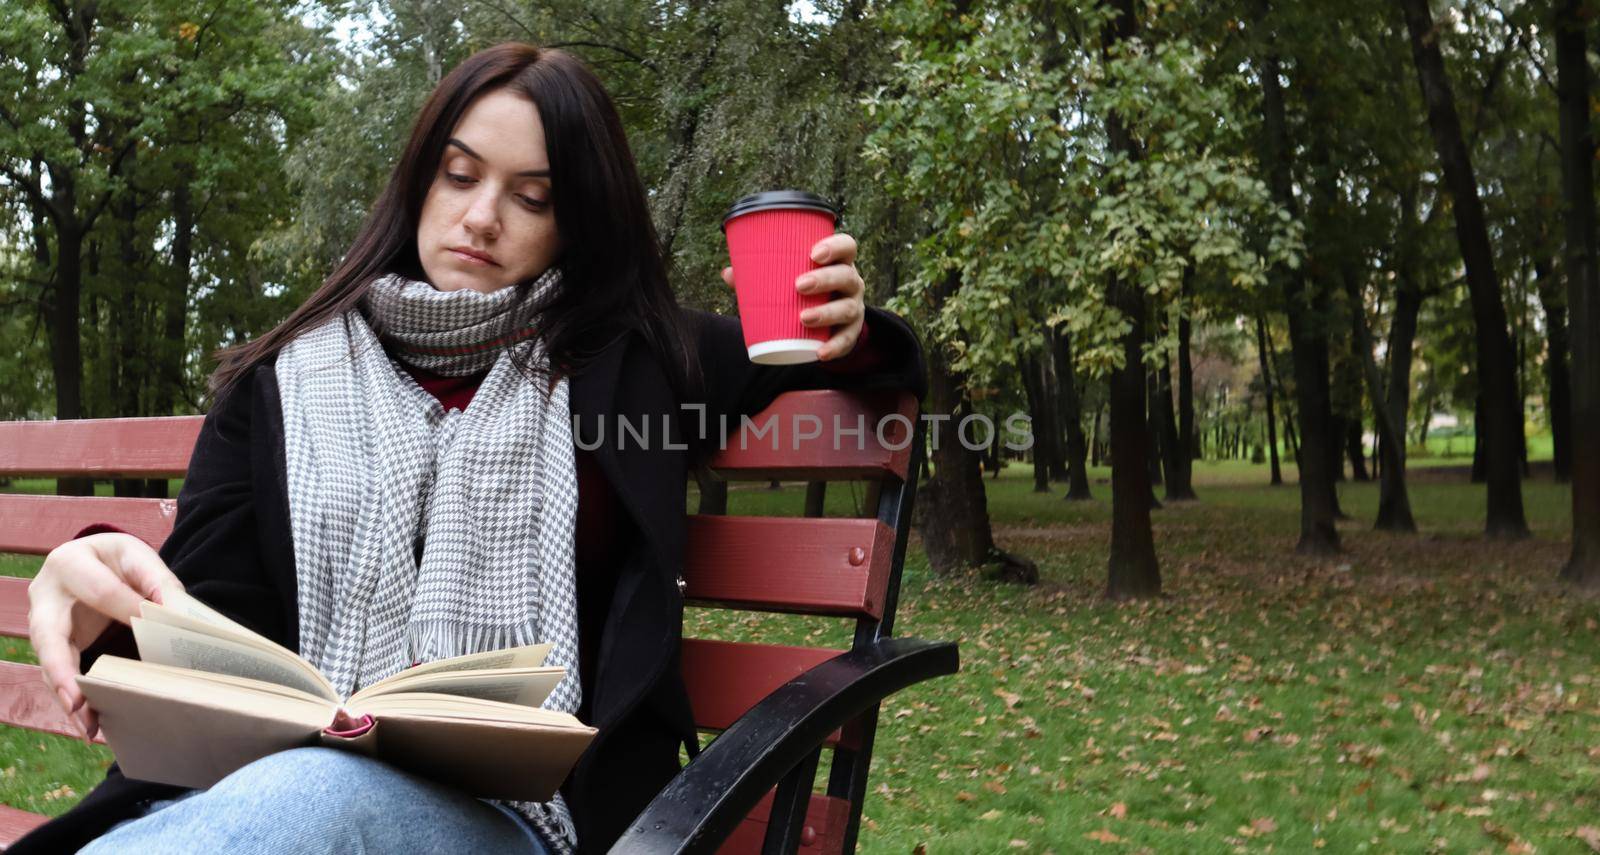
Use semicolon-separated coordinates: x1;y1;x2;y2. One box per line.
275;268;580;853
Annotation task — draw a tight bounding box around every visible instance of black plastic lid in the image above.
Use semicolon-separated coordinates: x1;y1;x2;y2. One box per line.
722;190;838;230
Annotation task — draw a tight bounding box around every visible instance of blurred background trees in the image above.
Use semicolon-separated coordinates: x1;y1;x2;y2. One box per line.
2;0;1596;588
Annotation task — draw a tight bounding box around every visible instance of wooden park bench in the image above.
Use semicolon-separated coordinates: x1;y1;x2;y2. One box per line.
0;388;958;853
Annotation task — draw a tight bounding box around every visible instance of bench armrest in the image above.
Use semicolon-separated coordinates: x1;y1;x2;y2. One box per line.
612;637;959;854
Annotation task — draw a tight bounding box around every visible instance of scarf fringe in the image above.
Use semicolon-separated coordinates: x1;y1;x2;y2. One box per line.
402;619;576;710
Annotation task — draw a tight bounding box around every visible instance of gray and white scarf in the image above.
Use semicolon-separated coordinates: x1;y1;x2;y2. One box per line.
275;268;580;852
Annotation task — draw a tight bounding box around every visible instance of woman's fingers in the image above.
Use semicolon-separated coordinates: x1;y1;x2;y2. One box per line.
800;297;865;361
29;596;84;711
800;297;864;329
817;326;862;362
100;534;181;607
29;534;178;743
808;233;858;266
796;236;867;362
795;264;864;297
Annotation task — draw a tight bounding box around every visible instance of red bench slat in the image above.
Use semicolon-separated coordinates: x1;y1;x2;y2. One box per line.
681;638;838;733
0;804;51;850
0;661;105;743
707;389;915;481
722;791;850;855
684;516;893;618
0;495;178;556
0;578;28;639
0;417;201;479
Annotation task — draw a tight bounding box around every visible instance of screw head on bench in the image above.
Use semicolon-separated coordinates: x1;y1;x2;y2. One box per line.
848;546;866;567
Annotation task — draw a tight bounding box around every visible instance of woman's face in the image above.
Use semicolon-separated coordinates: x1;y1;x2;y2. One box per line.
417;88;559;293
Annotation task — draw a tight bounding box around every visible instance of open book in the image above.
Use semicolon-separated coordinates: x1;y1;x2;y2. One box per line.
76;587;597;803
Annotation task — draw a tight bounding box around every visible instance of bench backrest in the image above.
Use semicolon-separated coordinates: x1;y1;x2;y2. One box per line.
0;389;922;854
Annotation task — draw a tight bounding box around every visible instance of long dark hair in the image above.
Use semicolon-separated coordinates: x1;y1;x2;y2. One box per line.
210;43;699;404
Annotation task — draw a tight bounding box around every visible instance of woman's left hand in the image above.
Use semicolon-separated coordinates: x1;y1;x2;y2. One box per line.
721;232;866;361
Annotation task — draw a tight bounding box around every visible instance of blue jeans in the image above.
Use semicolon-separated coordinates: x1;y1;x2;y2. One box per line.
79;747;551;854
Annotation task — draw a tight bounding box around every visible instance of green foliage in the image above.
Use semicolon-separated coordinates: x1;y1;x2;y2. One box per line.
863;1;1298;392
0;0;335;415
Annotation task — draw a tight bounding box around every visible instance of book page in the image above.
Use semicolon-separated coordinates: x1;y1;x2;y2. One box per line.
354;642;552;697
150;587;257;637
83;655;334;727
354;691;583;727
351;666;564;709
131;616;338;702
139;600;312;673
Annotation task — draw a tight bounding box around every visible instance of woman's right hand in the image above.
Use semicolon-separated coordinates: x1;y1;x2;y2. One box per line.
28;533;183;742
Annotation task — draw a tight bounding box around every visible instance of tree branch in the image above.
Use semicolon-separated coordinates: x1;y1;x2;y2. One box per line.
545;40;659;73
0;162;63;225
80;136;139;232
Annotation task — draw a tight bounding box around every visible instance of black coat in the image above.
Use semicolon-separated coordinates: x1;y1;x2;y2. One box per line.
9;307;925;854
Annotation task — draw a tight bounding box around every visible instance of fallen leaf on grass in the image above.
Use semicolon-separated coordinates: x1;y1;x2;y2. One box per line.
1576;826;1600;852
1238;817;1277;837
1084;828;1123;843
1450;763;1492;783
1108;801;1128;819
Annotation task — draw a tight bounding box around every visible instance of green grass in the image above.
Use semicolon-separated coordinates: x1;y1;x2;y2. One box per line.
4;464;1596;853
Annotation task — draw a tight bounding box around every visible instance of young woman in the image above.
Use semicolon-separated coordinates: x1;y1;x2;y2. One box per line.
15;43;925;854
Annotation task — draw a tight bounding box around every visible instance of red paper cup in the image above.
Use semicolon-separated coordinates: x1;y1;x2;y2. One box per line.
722;191;839;365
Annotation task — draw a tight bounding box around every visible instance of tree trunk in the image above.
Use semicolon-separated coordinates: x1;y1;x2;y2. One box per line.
1399;0;1529;539
696;470;728;515
1019;349;1056;493
1346;420;1370;481
1146;370;1164;488
1254;0;1339;553
1255;315;1284;485
1384;248;1422;480
1053;328;1094;500
1176;287;1199;482
917;273;1038;583
1380;253;1424;529
1090;403;1104;467
49;224;92;497
155;180;193;415
1471;393;1488;482
1556;0;1600;585
1345;267;1417;531
1043;354;1070;484
111;182;151;499
1328;414;1347;483
1158;361;1194;500
1102;0;1160;599
1536;258;1572;482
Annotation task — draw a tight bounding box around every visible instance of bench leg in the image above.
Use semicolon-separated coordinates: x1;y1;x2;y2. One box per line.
823;705;881;855
760;746;821;855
